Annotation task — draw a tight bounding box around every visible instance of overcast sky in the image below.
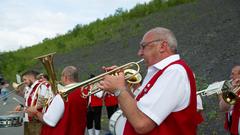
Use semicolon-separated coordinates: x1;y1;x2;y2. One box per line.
0;0;151;52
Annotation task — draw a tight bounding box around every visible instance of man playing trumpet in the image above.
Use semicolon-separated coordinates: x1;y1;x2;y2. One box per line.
219;65;240;135
99;27;202;135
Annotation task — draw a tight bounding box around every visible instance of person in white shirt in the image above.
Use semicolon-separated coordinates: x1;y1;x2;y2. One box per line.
26;66;87;135
99;27;202;135
14;70;53;135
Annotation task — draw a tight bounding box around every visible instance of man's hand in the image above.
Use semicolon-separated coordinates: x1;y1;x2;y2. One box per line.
14;104;22;111
102;65;117;72
98;72;126;94
26;107;38;117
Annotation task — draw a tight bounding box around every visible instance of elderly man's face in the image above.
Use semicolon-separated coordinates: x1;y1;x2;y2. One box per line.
138;32;163;67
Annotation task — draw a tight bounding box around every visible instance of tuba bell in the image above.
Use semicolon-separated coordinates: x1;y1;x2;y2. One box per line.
34;52;58;95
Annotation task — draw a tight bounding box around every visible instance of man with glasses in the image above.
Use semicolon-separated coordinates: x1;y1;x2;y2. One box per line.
99;27;202;135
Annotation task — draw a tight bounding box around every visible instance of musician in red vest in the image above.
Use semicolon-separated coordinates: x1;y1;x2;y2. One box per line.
99;27;202;135
26;66;88;135
87;74;104;135
15;70;53;135
219;65;240;135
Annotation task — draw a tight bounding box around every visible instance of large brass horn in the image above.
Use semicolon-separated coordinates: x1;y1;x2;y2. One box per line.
34;52;58;95
59;59;144;99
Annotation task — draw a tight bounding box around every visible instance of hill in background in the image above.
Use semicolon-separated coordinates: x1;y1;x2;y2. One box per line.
53;0;240;134
1;0;240;134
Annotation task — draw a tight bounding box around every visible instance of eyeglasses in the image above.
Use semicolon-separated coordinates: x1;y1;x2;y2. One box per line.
140;39;162;50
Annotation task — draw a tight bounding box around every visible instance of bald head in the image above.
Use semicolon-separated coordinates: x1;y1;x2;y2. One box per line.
61;66;79;84
143;27;178;53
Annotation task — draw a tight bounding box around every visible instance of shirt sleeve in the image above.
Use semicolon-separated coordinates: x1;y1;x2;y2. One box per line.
137;65;190;125
197;95;203;110
43;94;64;127
38;84;48;97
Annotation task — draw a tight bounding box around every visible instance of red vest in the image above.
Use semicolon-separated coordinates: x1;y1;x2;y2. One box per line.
104;93;118;106
27;81;51;121
85;84;102;107
41;87;88;135
123;60;202;135
90;95;103;107
224;100;240;134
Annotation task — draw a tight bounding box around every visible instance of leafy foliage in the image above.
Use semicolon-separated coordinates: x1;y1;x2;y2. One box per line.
0;0;194;81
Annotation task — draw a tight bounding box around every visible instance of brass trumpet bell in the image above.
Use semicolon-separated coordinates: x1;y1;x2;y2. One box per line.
222;81;240;105
222;92;238;105
12;82;24;91
124;69;142;84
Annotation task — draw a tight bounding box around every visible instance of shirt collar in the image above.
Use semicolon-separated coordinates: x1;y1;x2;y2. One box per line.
30;80;39;89
151;54;180;70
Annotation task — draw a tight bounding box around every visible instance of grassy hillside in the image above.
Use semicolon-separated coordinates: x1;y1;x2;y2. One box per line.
1;0;240;134
0;0;193;81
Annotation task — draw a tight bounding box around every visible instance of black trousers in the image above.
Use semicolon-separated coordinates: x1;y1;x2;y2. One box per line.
106;105;118;119
87;106;102;130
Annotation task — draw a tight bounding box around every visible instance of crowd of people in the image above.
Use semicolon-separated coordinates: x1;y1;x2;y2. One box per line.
0;26;239;135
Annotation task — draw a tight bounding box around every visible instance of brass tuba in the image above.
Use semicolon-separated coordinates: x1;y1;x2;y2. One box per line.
34;52;58;95
59;59;144;98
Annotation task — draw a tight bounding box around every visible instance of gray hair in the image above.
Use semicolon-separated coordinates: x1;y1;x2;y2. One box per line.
146;27;178;53
62;66;79;82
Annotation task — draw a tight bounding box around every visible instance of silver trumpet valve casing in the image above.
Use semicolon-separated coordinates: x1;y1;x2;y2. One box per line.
197;80;231;96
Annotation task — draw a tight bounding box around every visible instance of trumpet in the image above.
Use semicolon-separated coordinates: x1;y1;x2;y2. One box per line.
12;82;25;91
197;80;240;105
59;59;144;98
197;80;231;96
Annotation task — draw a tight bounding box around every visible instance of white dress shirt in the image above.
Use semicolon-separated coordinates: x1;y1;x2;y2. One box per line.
43;83;77;127
136;54;191;125
43;94;64;127
197;95;203;111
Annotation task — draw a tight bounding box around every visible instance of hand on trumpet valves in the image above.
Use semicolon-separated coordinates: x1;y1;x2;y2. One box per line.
25;106;38;117
98;72;126;94
102;65;118;72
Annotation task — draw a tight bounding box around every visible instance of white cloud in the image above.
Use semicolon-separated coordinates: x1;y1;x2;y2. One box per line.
0;0;151;52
